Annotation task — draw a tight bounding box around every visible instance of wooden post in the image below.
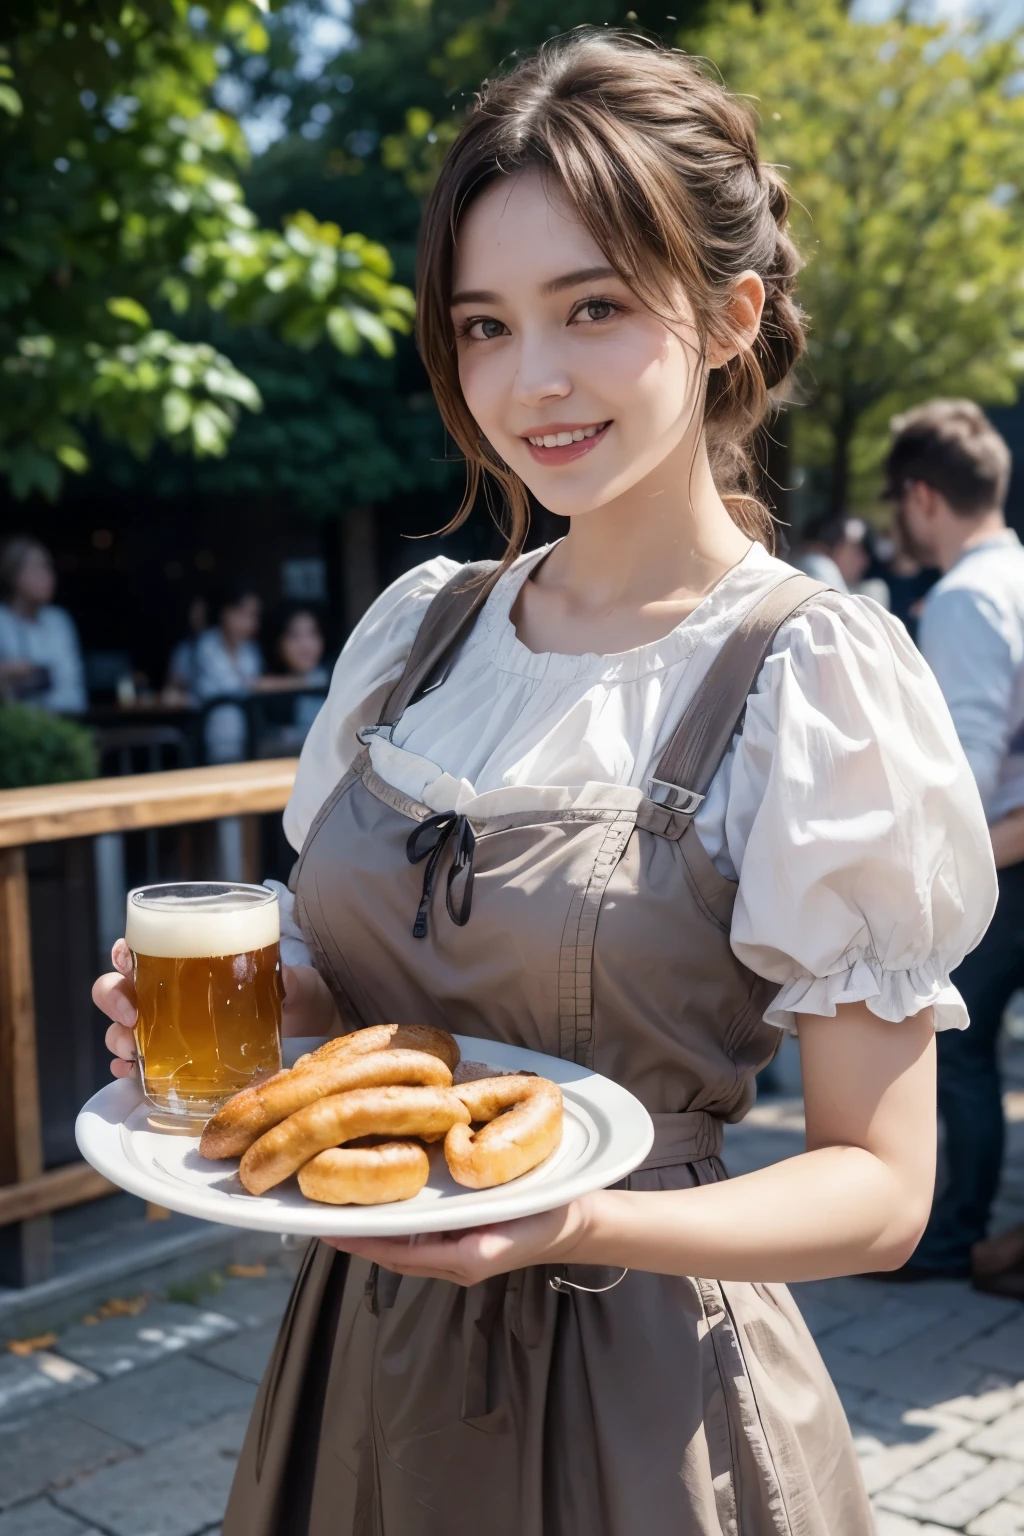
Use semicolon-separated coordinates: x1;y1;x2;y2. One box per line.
0;847;51;1285
341;505;379;637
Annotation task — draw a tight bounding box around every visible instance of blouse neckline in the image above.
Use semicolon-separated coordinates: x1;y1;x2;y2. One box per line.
473;539;775;684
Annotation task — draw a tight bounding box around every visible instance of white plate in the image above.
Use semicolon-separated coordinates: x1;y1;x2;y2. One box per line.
75;1036;654;1236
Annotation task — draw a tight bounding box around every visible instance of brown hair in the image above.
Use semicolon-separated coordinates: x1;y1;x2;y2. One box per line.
416;29;805;560
885;399;1011;517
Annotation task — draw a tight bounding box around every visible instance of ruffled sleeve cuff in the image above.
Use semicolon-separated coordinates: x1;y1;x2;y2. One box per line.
764;958;969;1035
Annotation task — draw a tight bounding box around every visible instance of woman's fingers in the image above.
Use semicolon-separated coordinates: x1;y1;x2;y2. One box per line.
94;939;139;1077
92;970;137;1028
111;937;133;977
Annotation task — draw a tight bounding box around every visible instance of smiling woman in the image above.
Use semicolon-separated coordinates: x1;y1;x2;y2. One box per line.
93;27;998;1536
417;39;803;558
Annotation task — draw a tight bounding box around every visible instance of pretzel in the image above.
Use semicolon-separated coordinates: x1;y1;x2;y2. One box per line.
239;1085;472;1195
199;1049;453;1161
297;1138;429;1205
445;1075;563;1189
294;1023;460;1073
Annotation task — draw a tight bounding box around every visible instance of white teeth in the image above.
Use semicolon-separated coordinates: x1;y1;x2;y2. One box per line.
527;423;607;447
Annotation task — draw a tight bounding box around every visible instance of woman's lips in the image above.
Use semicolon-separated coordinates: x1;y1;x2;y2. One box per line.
522;421;611;466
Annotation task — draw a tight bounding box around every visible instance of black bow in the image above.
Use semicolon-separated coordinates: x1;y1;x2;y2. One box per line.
406;813;476;938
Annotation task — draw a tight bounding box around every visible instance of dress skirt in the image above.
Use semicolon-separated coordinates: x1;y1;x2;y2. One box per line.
222;1161;873;1536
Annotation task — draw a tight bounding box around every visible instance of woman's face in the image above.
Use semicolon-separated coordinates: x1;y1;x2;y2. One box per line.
17;545;56;606
221;594;261;646
279;612;324;676
450;169;708;520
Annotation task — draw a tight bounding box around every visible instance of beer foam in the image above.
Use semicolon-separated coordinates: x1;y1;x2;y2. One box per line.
126;888;280;959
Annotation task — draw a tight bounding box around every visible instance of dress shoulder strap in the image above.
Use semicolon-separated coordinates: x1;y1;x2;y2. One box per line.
647;571;841;825
376;559;502;728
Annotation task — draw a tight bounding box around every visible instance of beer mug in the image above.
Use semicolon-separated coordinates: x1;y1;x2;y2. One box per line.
126;882;283;1121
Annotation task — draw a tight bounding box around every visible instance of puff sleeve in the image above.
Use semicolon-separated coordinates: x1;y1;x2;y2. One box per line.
716;595;997;1033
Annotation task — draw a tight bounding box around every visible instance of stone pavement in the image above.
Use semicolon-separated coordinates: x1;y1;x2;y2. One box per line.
0;1035;1022;1535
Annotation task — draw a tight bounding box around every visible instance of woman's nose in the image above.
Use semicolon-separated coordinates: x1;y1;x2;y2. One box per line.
513;331;572;408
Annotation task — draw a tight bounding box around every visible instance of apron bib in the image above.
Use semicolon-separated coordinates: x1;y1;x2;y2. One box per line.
223;565;873;1536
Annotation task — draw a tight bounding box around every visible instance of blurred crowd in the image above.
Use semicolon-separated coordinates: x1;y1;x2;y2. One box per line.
0;542;330;762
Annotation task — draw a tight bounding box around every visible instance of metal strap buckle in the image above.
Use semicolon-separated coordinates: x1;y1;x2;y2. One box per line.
646;777;705;815
357;723;395;745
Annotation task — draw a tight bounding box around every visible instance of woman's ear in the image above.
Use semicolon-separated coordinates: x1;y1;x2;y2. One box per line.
706;271;766;369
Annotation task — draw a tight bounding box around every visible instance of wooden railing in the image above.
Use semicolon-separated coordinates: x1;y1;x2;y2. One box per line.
0;760;298;1251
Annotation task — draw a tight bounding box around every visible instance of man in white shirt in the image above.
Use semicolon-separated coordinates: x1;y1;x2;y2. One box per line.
885;399;1024;1293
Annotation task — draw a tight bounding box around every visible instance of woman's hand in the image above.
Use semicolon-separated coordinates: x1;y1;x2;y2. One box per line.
93;939;139;1078
321;1196;594;1286
92;943;342;1075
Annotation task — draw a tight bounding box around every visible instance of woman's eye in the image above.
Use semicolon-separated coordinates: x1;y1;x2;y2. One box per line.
573;299;619;324
463;317;507;341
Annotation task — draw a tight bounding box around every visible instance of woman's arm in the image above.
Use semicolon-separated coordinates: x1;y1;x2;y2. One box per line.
578;1000;935;1281
326;1000;937;1286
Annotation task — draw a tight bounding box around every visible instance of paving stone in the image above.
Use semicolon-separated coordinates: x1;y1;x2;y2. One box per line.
51;1410;248;1536
63;1355;255;1450
967;1405;1024;1462
961;1318;1024;1381
54;1305;237;1379
0;1410;130;1509
967;1503;1024;1535
0;1355;98;1426
918;1295;1022;1362
827;1295;961;1359
848;1405;976;1495
197;1322;278;1385
879;1457;1024;1528
820;1337;985;1412
792;1293;854;1340
933;1375;1024;1425
0;1502;97;1536
874;1512;966;1536
198;1276;292;1330
883;1447;989;1502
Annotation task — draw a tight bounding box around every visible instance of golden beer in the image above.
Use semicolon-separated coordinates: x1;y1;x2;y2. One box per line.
126;883;283;1120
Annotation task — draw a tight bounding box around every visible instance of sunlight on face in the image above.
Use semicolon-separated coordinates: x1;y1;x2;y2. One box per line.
450;169;706;519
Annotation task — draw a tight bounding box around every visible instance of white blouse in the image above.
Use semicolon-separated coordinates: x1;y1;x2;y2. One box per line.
278;541;996;1034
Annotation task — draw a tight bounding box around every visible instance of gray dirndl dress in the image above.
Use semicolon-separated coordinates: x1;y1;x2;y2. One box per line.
222;563;874;1536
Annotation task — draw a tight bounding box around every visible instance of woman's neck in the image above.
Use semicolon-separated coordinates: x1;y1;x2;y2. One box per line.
10;595;41;621
537;437;753;613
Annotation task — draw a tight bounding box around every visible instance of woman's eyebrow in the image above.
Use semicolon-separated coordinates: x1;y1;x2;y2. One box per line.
450;264;619;306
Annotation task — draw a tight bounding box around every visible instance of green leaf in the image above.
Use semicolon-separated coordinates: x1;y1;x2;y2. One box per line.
326;307;360;356
55;444;89;473
161;389;193;435
0;84;22;116
107;297;152;328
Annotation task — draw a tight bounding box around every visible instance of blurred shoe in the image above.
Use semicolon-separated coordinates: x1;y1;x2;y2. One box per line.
971;1225;1024;1300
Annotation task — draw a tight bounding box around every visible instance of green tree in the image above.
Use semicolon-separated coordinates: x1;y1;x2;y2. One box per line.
696;0;1024;513
0;0;413;501
161;0;711;529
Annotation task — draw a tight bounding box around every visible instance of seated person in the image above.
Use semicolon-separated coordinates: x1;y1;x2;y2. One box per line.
194;582;263;762
162;594;209;705
255;603;330;753
0;536;87;712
